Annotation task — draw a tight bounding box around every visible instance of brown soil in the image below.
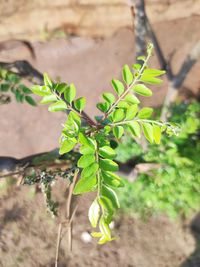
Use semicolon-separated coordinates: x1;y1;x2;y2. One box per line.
0;180;198;267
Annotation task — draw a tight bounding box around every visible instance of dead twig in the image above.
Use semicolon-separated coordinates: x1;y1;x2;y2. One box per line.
55;169;79;267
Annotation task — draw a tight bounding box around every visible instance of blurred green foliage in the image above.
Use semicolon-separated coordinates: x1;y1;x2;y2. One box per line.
117;101;200;218
0;69;37;106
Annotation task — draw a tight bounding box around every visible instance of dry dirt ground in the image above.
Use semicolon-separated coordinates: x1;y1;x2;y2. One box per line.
0;179;199;267
0;16;200;267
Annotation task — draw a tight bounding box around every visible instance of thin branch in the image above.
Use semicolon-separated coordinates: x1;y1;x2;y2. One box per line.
55;169;79;266
0;60;96;125
0;60;43;83
103;50;152;120
55;223;63;267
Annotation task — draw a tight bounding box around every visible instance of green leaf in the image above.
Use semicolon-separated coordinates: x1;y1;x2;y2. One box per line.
43;73;53;88
68;111;81;128
31;85;51;96
102;92;115;105
81;162;99;178
153;124;161;144
40;94;57;104
91;232;102;238
73;175;97;195
64;83;76;103
140;74;163;85
128;121;141;138
48;100;67;112
132;63;141;70
117;101;129;109
111;79;124;96
59;138;77;155
113;126;124;139
80;145;95;155
78;132;97;150
142;122;154;143
122;65;133;85
137;55;146;62
138;107;153;119
55;83;68;94
143;68;166;77
78;154;96;168
99;196;114;223
101;171;124;188
99;146;116;159
102;185;120;208
74;97;86;112
125;105;138;120
20;85;32;94
112;109;125;122
88;199;100;228
132;84;152;97
0;83;10;92
96;102;109;112
99;217;111;242
99;159;118;172
25;96;37;106
125;94;140;104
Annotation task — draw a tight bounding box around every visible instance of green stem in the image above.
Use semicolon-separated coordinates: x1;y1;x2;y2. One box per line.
95;148;101;199
111;119;167;127
103;50;152;120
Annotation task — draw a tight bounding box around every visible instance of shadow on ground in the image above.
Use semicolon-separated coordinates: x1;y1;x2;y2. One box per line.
181;213;200;267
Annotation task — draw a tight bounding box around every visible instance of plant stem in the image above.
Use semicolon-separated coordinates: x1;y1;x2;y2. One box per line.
111;119;167;127
55;223;62;267
103;50;152;120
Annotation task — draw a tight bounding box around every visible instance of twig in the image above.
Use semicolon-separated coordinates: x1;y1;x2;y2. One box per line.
65;169;79;252
0;59;96;125
55;222;63;267
0;60;43;83
55;169;79;266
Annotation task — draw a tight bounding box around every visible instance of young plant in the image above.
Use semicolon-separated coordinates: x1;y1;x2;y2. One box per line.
31;44;178;244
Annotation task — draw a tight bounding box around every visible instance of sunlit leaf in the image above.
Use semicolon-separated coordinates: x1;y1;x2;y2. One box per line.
64;83;76;103
125;94;140;104
128;121;141;138
59;138;77;154
78;154;96;168
31;85;51;96
48;100;67;112
43;73;53;88
73;175;97;195
153;124;161;144
101;171;124;188
40;94;57;104
142;122;154;143
125;105;138;120
99;146;116;159
112;126;124;139
138;107;153;119
102;92;115;105
99;159;118;172
140;74;163;85
122;64;133;85
88;199;100;228
113;109;125;122
74;97;86;112
111;79;124;96
132;84;152;97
